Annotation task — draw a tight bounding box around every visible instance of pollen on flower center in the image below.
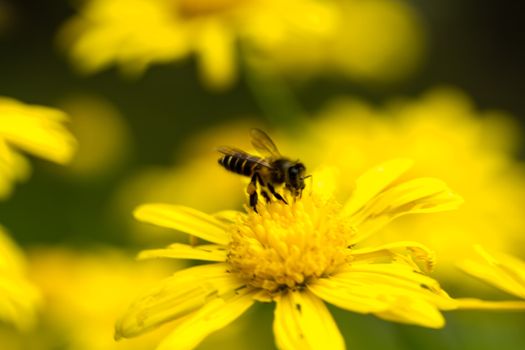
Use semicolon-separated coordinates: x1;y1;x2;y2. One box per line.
227;195;354;293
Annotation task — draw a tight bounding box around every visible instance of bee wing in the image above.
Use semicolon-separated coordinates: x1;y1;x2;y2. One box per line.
216;146;273;168
250;128;281;158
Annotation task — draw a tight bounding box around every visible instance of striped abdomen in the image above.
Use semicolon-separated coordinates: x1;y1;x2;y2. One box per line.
218;155;259;176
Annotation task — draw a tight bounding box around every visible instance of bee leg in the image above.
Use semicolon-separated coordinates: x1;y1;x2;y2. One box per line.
254;173;271;204
267;183;288;204
248;173;259;212
250;191;259;212
261;190;271;203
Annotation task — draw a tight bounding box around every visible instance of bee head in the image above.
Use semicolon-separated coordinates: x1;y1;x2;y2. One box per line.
286;162;307;196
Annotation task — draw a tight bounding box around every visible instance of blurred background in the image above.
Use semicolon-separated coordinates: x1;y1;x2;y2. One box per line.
1;0;525;349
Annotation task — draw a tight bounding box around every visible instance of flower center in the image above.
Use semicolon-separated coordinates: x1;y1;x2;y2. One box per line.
177;0;249;18
227;195;354;293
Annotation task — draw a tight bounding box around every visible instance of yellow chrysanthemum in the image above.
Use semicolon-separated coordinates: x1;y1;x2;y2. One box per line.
116;159;463;349
0;97;76;199
298;88;525;274
0;226;40;330
58;0;336;89
455;246;525;311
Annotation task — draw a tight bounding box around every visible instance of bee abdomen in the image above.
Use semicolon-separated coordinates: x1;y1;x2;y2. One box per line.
218;155;256;176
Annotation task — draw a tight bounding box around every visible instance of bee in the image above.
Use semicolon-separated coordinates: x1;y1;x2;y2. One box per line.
217;129;308;211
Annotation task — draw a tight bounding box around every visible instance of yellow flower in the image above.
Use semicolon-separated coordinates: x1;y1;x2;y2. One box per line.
266;0;426;83
300;88;525;274
0;97;77;199
25;248;178;350
0;226;40;330
0;97;75;331
116;159;462;349
58;0;336;89
455;246;525;311
58;94;132;179
330;0;425;83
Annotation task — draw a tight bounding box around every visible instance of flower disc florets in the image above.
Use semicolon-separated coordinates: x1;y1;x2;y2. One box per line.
227;195;354;293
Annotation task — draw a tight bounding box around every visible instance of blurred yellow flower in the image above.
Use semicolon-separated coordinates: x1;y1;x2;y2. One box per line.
58;0;336;89
2;247;176;350
0;97;76;199
266;0;426;83
329;0;425;83
0;226;40;330
300;88;525;274
116;160;462;349
0;96;75;333
58;94;132;179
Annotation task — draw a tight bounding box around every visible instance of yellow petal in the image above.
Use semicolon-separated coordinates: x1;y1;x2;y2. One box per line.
375;297;445;329
458;245;525;299
157;289;255;350
335;263;456;309
309;278;389;314
350;241;436;273
312;263;455;328
455;298;525;310
59;0;190;74
0;97;77;164
137;243;227;262
0;227;40;330
350;177;463;242
195;20;235;90
0;273;41;330
343;158;413;216
0;226;27;272
0;140;31;199
213;210;243;223
273;290;345;350
115;263;243;339
133;204;230;245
